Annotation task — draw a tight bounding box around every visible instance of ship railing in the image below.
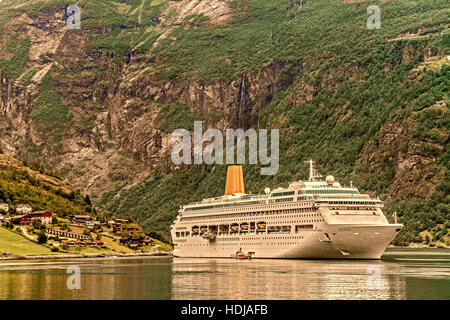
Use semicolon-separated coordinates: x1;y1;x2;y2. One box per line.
186;194;268;206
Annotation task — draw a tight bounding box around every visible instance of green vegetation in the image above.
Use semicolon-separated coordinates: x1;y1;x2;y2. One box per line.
158;104;203;132
0;36;31;80
0;156;92;218
30;72;73;149
0;227;53;256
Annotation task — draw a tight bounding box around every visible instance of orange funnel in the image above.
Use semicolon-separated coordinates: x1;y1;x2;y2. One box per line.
224;165;245;195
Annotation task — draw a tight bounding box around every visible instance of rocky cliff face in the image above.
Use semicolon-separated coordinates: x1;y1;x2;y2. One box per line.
0;4;296;199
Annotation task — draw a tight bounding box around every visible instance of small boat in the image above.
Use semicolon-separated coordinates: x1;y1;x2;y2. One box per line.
202;232;216;240
232;250;255;259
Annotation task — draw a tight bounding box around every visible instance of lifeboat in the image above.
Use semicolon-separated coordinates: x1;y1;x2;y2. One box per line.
200;226;208;233
257;222;266;229
240;223;249;229
192;226;199;234
230;224;239;232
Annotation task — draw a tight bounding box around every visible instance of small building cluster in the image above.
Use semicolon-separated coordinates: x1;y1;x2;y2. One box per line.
0;204;53;226
119;235;152;249
72;215;102;231
111;218;139;233
113;225;140;232
60;239;106;247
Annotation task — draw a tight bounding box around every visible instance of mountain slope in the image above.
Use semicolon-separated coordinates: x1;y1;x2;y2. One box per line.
0;153;92;217
0;0;449;245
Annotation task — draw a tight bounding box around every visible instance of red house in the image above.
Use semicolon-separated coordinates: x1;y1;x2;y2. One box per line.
28;211;53;224
19;215;31;225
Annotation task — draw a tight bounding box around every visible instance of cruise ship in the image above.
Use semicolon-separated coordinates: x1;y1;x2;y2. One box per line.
171;161;403;259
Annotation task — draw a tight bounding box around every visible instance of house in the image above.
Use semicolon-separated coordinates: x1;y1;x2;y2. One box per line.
73;239;83;246
95;240;106;248
119;236;131;244
143;239;153;246
29;211;53;224
435;101;447;107
60;240;74;247
118;235;151;247
113;226;140;232
18;215;31;225
72;215;93;225
16;204;32;215
114;218;131;224
87;222;103;232
83;240;94;246
0;203;9;213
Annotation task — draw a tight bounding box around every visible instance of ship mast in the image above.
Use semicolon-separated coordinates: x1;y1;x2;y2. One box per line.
305;160;323;181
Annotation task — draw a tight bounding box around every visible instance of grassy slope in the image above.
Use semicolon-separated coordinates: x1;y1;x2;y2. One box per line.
0;155;92;217
0;227;54;256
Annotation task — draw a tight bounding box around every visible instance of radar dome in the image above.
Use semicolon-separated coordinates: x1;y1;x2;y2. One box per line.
264;188;271;194
326;175;334;185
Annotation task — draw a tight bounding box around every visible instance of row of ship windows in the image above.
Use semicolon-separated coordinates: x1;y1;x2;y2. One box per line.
175;242;302;246
184;202;315;215
181;218;322;227
175;235;305;241
184;190;361;212
242;236;304;240
181;208;319;222
175;225;315;238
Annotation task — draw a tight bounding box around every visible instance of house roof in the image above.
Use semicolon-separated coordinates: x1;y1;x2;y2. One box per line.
30;211;52;215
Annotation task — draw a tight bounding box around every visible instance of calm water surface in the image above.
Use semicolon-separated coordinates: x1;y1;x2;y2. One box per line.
0;248;448;300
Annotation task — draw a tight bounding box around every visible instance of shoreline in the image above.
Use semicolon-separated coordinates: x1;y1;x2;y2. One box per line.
388;244;449;249
2;246;449;262
0;251;172;261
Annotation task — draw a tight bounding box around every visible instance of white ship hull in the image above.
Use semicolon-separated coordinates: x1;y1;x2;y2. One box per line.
173;224;402;259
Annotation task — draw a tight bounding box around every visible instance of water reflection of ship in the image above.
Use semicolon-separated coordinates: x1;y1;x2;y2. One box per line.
170;258;409;300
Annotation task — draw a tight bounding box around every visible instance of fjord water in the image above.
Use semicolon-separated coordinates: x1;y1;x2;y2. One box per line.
0;249;448;300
